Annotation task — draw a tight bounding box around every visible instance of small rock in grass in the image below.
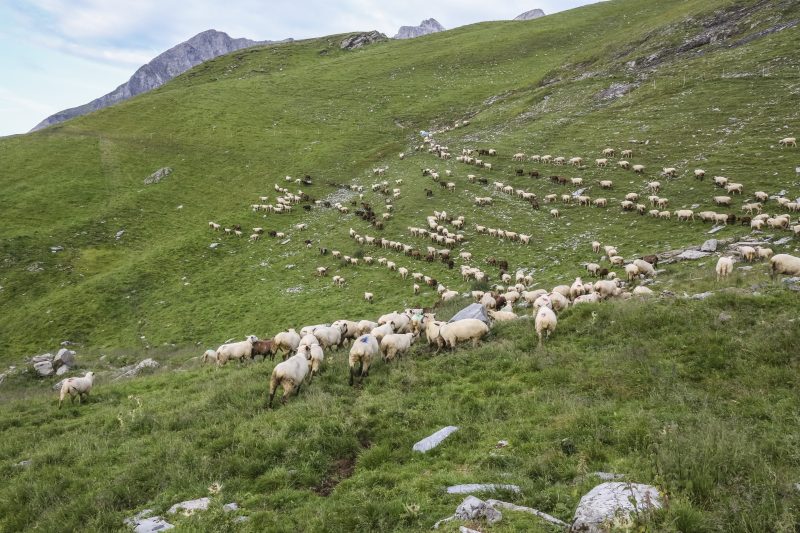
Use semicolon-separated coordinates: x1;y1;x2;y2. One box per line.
167;497;210;515
413;426;459;452
223;503;239;512
572;482;662;532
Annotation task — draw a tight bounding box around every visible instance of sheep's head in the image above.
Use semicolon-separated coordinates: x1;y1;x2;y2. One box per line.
300;345;312;359
85;371;95;380
246;335;259;343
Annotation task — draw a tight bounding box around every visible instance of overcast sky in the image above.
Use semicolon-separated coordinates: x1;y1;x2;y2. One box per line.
0;1;598;137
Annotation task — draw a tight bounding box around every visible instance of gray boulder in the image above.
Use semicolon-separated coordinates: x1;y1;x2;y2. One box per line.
413;426;459;452
144;167;172;185
340;31;387;50
167;497;210;515
677;250;710;260
124;509;174;532
446;484;521;495
455;496;502;524
33;358;54;377
571;482;662;532
700;239;718;252
54;348;76;369
56;365;70;376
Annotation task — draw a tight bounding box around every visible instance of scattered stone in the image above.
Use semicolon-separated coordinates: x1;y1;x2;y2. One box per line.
446;484;521;495
167;497;210;515
340;31;387;49
783;277;800;284
33;359;54;377
413;426;459;452
691;291;713;300
597;82;637;100
14;460;31;468
737;266;752;271
233;516;250;523
495;440;509;448
460;527;482;533
456;496;502;524
116;230;126;240
677;250;711;260
132;516;173;532
209;243;220;249
116;359;160;379
700;239;718;252
572;482;662;532
60;340;77;347
717;312;732;323
591;472;625;481
0;372;6;385
144;167;172;185
708;225;726;234
50;246;64;253
222;503;239;512
54;348;76;369
774;237;792;246
56;365;70;376
27;262;44;272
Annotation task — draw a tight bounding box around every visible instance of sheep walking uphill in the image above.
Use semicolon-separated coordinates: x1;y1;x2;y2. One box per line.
438;319;489;350
58;372;95;408
216;335;258;366
268;350;311;408
349;334;380;385
535;298;558;347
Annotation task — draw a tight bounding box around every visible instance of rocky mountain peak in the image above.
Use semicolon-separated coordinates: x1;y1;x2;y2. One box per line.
514;9;546;21
393;18;445;39
31;30;289;132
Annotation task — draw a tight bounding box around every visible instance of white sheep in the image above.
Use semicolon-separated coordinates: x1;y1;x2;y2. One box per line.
534;298;557;347
58;372;95;408
625;263;640;281
370;322;395;342
632;164;645;173
770;254;800;276
739;246;756;262
202;349;218;364
441;290;459;302
633;259;656;278
380;332;417;362
594;279;621;299
216;335;258;366
313;325;345;350
349;334;381;385
778;137;796;148
756;247;773;260
274;329;301;358
268;350;311;407
716;256;734;281
569;277;586;300
308;344;325;376
488;310;518;322
438;319;489;349
364;292;374;303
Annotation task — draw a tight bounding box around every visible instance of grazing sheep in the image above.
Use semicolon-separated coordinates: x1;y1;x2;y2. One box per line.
632;164;645;173
599;180;613;189
569;277;586;299
739;246;757;262
625;263;640;281
662;167;677;177
534;299;557;347
592;241;601;253
716;256;734;281
675;209;694;221
489;310;518;322
313;325;345;350
574;293;599;305
438;319;489;350
380;332;417;362
58;372;95;408
413;283;420;294
274;329;301;358
713;196;732;206
648;181;661;193
349;334;381;385
778;137;797;147
364;292;374;303
770;254;800;276
268;350;311;407
594;279;621;299
216;335;259;366
694;169;706;179
633;259;656;278
550;209;560;218
370;322;395;342
621;149;633;158
633;286;654;297
596;158;608;167
251;340;278;361
754;191;768;202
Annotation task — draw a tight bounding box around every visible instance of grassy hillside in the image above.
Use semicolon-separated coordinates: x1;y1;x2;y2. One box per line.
1;0;800;530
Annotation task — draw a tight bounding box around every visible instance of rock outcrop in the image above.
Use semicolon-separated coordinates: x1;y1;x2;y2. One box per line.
32;30;290;131
340;31;387;50
513;9;546;21
393;19;445;39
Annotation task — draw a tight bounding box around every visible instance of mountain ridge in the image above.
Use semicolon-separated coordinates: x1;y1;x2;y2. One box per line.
31;29;290;132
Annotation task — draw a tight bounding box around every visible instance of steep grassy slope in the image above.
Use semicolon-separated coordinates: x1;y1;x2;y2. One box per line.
1;0;797;356
1;0;800;530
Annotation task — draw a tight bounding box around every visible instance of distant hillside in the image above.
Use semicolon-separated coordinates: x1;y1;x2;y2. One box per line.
514;8;546;20
31;30;289;131
393;18;445;39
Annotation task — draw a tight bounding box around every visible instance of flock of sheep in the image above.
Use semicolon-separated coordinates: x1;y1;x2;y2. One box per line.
59;131;800;410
